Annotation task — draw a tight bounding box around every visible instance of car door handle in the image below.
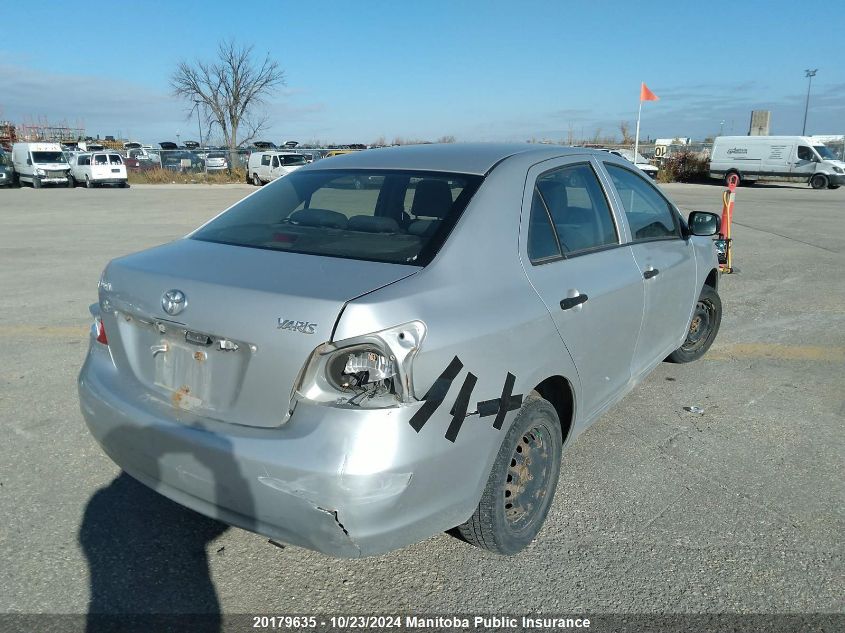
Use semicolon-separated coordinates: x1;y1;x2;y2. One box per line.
643;268;660;279
560;294;588;310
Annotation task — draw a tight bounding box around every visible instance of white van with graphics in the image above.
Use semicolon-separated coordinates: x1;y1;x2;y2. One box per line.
12;142;71;188
247;151;306;186
709;136;844;189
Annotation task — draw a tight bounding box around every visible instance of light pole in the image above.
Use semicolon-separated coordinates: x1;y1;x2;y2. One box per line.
802;69;817;136
193;100;206;174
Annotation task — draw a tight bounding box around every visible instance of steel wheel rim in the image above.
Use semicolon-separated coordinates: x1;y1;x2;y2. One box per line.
683;298;714;351
504;424;553;530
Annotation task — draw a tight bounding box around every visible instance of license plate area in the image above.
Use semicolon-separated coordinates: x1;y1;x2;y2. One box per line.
154;341;211;410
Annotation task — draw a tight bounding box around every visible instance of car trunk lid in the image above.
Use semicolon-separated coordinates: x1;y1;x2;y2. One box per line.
99;238;417;428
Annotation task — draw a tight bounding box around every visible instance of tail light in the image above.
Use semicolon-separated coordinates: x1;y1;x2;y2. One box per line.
95;318;109;345
295;321;426;408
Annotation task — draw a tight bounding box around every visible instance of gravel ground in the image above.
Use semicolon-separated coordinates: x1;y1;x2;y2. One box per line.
0;181;842;627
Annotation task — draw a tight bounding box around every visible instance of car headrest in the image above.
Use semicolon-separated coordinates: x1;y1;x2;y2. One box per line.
290;208;348;229
348;216;400;233
411;179;453;219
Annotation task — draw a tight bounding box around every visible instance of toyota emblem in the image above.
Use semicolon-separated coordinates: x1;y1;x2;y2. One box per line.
161;289;187;316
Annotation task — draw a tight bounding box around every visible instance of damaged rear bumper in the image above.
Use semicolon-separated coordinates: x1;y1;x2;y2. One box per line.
78;346;483;557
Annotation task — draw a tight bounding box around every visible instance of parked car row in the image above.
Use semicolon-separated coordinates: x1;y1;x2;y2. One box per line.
3;142;129;189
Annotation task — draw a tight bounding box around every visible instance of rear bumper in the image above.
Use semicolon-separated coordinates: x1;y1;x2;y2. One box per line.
78;344;487;557
92;178;127;185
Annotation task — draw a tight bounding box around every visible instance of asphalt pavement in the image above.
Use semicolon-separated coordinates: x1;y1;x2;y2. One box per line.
0;181;842;622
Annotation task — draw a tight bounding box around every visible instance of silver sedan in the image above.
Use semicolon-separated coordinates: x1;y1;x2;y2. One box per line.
78;144;722;557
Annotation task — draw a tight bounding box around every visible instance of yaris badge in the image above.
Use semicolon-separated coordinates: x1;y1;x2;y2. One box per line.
162;289;187;316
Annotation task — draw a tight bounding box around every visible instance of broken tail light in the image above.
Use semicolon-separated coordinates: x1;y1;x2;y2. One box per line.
295;321;426;408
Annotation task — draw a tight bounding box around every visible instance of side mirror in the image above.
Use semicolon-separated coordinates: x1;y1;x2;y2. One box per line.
688;211;720;237
26;158;32;165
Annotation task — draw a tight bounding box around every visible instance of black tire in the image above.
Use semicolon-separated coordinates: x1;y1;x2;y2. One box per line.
85;175;94;189
457;394;563;555
810;174;828;190
667;285;722;363
252;173;262;186
32;177;41;189
67;174;75;188
725;171;740;187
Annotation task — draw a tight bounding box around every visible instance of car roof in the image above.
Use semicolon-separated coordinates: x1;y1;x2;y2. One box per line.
303;143;607;175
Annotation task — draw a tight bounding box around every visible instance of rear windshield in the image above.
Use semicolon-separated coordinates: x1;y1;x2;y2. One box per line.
32;151;67;163
191;169;483;265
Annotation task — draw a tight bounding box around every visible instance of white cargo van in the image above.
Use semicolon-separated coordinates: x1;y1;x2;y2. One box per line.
247;151;306;186
68;152;129;188
709;136;844;189
12;142;72;188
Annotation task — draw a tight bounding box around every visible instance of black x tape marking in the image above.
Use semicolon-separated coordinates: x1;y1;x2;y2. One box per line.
408;356;464;433
445;373;477;443
476;372;523;430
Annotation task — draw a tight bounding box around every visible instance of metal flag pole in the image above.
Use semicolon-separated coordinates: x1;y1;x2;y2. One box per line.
633;98;643;159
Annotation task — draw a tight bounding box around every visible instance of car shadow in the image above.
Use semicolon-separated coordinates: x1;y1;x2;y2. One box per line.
79;424;256;632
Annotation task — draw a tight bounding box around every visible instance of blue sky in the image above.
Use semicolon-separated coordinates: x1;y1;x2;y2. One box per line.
2;1;843;145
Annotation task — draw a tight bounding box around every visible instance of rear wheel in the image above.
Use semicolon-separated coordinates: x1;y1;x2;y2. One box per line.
810;174;828;190
457;394;562;555
67;174;75;188
725;171;740;187
667;285;722;363
252;173;262;186
85;175;94;189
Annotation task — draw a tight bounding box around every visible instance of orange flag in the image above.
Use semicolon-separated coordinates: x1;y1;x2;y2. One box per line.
640;82;659;102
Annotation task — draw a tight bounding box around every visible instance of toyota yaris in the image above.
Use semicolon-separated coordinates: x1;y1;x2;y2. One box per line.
79;144;722;557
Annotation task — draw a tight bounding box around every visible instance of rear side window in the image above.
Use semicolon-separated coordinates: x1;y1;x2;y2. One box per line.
94;154;108;165
605;164;679;240
527;189;561;262
109;155;122;165
191;169;483;266
282;155;306;166
534;163;618;255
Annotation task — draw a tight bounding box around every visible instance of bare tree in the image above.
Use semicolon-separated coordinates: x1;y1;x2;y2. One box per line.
619;121;633;144
437;135;456;144
171;40;285;166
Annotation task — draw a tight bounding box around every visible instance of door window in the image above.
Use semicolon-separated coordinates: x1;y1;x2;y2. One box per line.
261;155;271;166
605;165;679;241
527;189;561;262
271;156;280;168
534;163;618;255
797;146;814;161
